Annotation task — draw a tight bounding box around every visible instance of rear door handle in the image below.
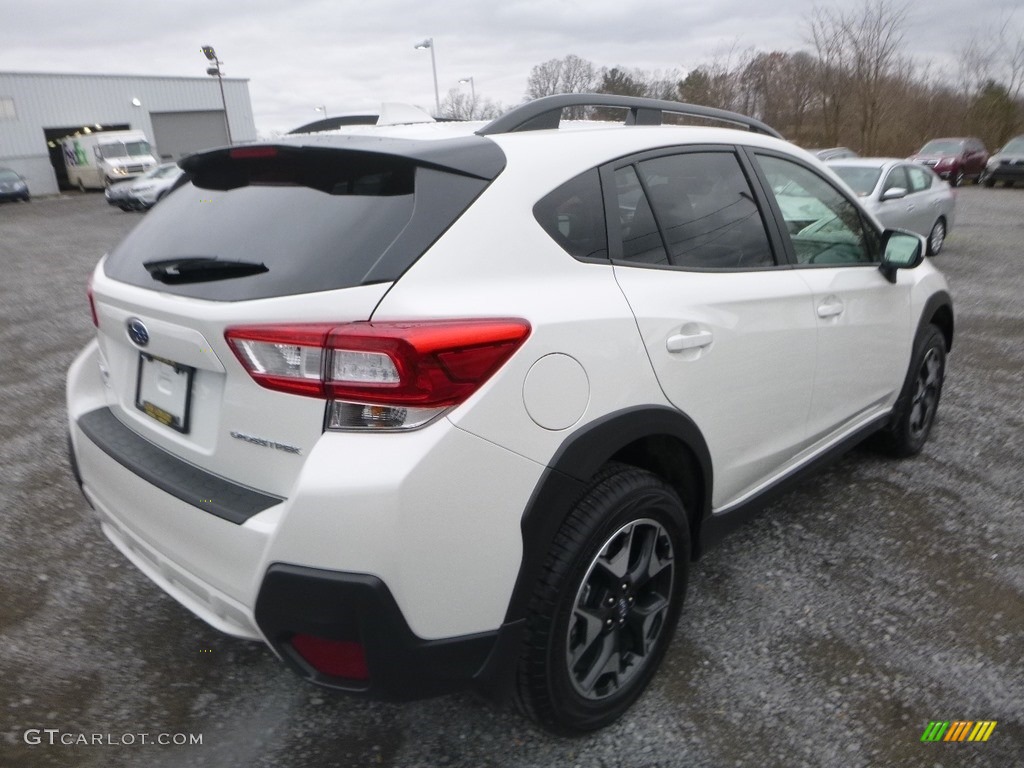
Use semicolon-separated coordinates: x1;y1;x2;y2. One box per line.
667;330;713;352
817;298;844;318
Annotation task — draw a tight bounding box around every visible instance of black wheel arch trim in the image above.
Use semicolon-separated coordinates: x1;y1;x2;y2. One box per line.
500;406;713;626
472;406;713;701
919;290;954;352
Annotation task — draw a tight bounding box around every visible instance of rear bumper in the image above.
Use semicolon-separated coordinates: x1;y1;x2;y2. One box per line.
984;164;1024;182
70;413;273;639
67;337;542;696
255;564;518;699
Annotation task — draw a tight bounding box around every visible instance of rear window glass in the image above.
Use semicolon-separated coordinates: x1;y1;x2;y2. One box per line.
103;150;489;301
831;166;881;196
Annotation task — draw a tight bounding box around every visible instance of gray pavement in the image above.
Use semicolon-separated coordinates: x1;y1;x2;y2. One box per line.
1;187;1022;767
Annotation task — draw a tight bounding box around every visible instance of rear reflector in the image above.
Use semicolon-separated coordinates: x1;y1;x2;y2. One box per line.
290;634;369;681
226;319;531;408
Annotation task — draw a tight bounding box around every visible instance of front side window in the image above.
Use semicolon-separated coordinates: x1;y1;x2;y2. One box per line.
906;165;932;193
614;151;774;269
756;154;878;266
883;165;910;194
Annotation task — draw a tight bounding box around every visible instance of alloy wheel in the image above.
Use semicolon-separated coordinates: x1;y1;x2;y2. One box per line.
909;347;942;441
566;518;675;700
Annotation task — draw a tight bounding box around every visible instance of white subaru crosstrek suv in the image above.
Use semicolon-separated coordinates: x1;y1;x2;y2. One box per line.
67;94;953;734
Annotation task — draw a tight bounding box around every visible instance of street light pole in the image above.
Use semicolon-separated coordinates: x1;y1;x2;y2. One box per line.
201;45;233;144
414;38;440;116
459;77;475;119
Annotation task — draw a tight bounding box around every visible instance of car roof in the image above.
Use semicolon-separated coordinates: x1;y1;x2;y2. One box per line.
828;157;907;169
189;96;806;190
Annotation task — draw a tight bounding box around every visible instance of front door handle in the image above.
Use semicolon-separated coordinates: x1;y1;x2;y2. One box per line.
667;330;713;352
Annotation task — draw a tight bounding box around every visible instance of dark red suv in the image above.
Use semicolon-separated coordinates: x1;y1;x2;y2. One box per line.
908;137;989;186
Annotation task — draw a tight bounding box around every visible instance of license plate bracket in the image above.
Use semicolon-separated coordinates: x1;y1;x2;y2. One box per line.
134;353;195;433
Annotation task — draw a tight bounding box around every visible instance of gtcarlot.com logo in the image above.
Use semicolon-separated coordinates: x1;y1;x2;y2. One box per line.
24;729;203;747
920;720;997;743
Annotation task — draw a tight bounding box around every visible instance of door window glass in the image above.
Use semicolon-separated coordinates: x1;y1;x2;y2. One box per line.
615;165;668;263
883;165;910;193
614;152;774;269
756;154;878;266
906;165;932;192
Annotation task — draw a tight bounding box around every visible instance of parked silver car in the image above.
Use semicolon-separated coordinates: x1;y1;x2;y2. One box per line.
828;158;955;255
127;162;184;210
104;177;138;210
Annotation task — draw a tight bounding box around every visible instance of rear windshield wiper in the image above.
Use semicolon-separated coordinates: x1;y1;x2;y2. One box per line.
143;257;268;284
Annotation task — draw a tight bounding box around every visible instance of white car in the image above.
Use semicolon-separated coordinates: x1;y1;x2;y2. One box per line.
67;94;953;734
827;158;956;255
126;162;185;209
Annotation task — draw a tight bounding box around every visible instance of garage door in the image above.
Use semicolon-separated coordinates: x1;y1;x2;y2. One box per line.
150;111;230;161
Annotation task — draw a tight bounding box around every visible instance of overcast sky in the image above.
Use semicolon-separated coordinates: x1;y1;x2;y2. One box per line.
0;0;1020;135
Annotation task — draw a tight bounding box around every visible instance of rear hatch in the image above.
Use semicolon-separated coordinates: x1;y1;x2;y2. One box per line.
92;138;504;498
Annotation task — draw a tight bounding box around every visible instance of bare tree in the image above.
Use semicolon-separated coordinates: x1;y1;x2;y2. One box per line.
844;0;910;153
955;14;1023;145
779;51;817;142
438;87;505;121
525;54;597;118
809;5;851;147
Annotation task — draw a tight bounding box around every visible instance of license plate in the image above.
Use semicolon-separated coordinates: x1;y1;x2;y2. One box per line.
135;353;195;433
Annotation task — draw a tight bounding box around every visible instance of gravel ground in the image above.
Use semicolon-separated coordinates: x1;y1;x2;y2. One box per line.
1;187;1022;768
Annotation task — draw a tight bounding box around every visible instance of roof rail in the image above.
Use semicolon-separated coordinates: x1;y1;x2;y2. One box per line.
477;93;783;139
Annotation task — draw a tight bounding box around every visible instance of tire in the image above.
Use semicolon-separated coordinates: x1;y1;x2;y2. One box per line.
926;218;945;256
514;463;689;734
952;169;964;187
981;174;995;188
77;178;86;193
876;325;946;458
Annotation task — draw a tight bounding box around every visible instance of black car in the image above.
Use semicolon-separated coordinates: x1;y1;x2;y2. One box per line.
0;168;30;202
980;135;1024;188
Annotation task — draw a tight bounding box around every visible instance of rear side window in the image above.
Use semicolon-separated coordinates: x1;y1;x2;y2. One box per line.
615;151;775;269
103;149;492;301
533;169;608;260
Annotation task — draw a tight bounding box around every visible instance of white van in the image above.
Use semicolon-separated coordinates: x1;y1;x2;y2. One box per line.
62;130;158;190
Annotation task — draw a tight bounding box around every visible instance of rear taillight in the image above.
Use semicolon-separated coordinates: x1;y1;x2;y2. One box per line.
87;274;99;327
225;319;531;430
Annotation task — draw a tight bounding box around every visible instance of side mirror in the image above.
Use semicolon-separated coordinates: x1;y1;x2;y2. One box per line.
879;229;924;283
880;187;908;201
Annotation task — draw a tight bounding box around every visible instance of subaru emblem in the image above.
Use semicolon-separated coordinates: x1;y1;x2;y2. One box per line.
126;318;150;347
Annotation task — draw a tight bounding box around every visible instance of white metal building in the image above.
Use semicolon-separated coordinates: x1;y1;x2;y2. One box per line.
0;71;257;196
